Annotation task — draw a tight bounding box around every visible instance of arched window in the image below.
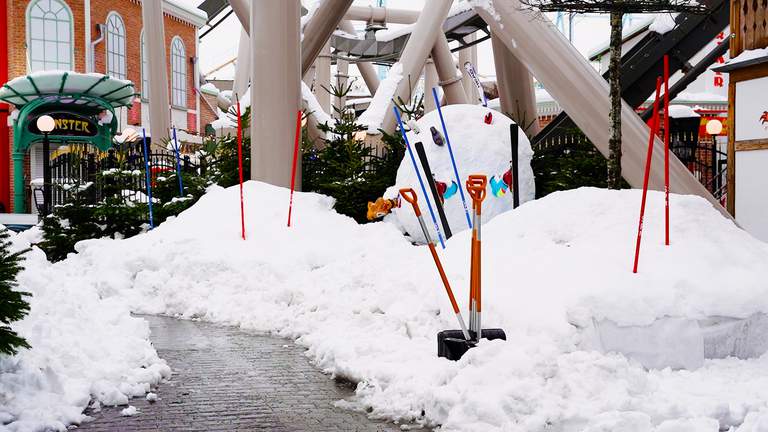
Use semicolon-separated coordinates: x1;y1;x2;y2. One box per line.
170;37;187;107
27;0;73;72
106;13;126;79
140;30;148;98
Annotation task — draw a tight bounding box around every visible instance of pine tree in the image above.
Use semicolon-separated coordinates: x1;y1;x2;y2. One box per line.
0;227;31;356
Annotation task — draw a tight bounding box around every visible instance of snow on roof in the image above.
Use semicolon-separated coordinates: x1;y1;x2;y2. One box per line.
0;71;136;109
358;62;403;133
668;104;700;118
713;47;768;72
162;0;208;27
200;82;220;96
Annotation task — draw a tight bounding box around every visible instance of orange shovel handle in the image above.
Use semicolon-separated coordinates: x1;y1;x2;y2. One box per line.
399;188;421;216
466;175;487;209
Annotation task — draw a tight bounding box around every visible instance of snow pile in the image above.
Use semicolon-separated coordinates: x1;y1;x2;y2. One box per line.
1;229;169;432
34;181;768;431
649;13;677;35
358;63;403;133
301;81;333;127
386;104;534;243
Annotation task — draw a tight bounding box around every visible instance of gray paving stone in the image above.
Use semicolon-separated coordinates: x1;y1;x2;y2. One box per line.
76;315;422;432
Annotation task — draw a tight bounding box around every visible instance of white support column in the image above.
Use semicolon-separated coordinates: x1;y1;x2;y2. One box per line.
141;0;171;145
372;0;454;134
230;0;250;34
431;34;468;105
302;0;354;77
250;0;301;188
424;60;439;113
491;33;540;135
315;41;332;114
339;21;380;95
233;29;251;100
474;0;728;215
459;32;479;103
84;0;92;73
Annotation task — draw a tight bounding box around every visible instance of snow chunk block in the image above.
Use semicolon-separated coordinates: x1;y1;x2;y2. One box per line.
584;313;768;370
386;104;535;243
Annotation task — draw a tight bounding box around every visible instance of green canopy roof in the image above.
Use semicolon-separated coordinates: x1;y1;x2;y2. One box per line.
0;71;136;109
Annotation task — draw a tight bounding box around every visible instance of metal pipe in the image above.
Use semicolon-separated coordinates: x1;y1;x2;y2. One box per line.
232;29;251;99
250;0;301;188
141;0;171;145
372;0;455;134
339;21;380;94
90;24;105;73
344;5;419;24
474;0;729;216
491;33;540;135
302;0;354;77
431;34;468;105
425;59;439;113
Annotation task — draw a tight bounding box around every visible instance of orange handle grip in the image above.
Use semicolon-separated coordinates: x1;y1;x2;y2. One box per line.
399;188;421;216
466;174;487;203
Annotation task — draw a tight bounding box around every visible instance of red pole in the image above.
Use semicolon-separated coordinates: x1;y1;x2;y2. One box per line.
663;55;670;246
287;110;302;227
633;77;663;274
0;0;10;212
236;96;245;240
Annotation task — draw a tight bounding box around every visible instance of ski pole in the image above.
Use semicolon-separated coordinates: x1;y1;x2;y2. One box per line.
393;105;446;249
663;55;670;246
171;126;184;197
510;124;520;209
432;87;472;229
466;175;487;340
236;94;246;240
400;188;470;341
141;128;154;230
287;110;302;227
633;77;663;274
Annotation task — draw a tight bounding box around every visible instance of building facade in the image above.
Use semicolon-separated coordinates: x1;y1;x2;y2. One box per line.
0;0;216;212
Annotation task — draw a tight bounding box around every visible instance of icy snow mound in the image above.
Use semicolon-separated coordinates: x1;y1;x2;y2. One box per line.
1;228;169;432
386;104;534;243
33;184;768;431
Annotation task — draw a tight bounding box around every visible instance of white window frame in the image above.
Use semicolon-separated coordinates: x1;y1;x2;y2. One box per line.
105;12;127;80
26;0;74;73
170;36;187;108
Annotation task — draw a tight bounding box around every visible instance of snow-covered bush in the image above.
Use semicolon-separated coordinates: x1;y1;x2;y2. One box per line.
0;227;30;355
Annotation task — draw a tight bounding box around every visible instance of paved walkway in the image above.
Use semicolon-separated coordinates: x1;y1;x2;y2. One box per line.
78;316;411;431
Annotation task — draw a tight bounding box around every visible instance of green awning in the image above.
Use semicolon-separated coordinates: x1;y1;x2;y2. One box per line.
0;71;136;109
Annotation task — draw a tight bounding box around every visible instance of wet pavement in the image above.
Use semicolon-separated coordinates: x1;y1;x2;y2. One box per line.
77;315;411;431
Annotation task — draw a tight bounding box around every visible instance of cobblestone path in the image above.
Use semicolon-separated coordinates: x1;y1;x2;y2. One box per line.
78;315;412;431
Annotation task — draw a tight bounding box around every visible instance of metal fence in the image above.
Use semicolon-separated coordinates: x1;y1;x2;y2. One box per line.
533;130;727;202
37;143;205;213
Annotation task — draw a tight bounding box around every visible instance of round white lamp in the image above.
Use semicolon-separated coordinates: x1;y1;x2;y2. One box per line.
36;115;55;215
36;115;55;134
705;118;723;136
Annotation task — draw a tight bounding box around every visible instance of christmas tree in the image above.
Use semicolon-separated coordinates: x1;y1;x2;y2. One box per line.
0;227;30;356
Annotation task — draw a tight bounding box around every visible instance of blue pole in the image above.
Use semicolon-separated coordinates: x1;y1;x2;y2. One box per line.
141;128;155;229
432;87;472;229
172;126;184;196
393;105;445;249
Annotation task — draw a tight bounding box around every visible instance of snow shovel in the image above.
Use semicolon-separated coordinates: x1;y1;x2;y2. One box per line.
466;175;487;340
399;188;471;342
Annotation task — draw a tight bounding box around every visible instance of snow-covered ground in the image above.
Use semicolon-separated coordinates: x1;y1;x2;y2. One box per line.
7;181;768;431
0;228;169;432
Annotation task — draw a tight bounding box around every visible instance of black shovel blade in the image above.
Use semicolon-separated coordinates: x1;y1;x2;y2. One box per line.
437;329;507;361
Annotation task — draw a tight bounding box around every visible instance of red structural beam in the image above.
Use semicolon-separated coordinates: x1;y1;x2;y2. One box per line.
0;0;10;212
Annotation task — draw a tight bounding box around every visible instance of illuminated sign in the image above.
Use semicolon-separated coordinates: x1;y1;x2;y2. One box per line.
28;113;98;137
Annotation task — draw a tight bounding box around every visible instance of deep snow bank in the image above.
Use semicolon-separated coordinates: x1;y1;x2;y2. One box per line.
36;183;768;431
1;229;169;432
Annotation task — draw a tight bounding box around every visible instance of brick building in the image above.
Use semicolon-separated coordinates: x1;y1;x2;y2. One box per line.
0;0;218;212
